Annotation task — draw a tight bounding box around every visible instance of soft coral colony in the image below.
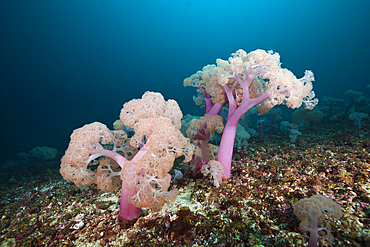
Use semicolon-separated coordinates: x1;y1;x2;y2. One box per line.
59;49;342;245
60;92;193;220
183;49;318;179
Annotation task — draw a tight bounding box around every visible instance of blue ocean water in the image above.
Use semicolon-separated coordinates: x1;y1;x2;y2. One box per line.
0;0;369;163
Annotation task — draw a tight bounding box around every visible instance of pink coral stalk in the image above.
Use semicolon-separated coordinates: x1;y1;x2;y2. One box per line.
89;142;150;219
119;177;142;219
204;92;224;116
217;73;270;179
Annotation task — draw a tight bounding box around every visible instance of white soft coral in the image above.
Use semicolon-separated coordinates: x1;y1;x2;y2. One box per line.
294;194;343;247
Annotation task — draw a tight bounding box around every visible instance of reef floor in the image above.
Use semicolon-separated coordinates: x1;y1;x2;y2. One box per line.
0;121;369;246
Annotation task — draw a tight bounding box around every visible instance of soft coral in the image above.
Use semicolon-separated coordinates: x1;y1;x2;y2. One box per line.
294;194;343;247
184;49;318;179
60;92;193;220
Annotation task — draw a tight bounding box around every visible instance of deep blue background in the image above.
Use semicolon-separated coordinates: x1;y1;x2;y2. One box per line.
1;0;369;163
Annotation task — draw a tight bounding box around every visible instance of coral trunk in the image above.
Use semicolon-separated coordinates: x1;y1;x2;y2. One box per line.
217;115;239;179
119;182;142;220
